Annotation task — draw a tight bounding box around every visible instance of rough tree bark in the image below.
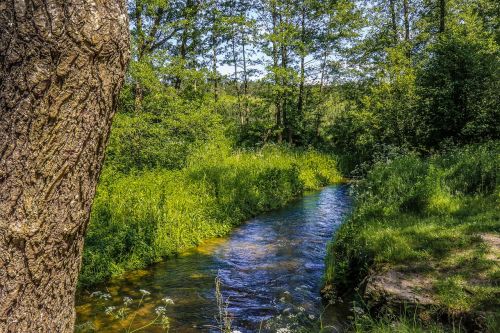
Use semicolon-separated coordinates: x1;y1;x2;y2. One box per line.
0;1;129;332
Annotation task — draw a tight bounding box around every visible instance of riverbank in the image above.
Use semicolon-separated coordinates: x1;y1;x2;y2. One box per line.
324;142;499;332
76;186;351;332
80;146;342;286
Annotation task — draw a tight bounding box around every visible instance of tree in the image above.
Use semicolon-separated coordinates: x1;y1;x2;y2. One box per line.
0;1;129;332
129;0;183;111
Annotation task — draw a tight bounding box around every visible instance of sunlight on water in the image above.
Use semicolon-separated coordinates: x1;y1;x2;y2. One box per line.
76;186;351;332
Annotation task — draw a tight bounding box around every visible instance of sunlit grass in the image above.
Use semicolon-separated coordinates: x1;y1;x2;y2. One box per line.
80;145;342;286
325;142;500;330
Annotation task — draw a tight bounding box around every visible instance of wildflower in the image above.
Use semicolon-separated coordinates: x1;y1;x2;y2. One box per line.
162;297;174;305
123;296;132;306
276;328;291;333
104;306;116;315
155;306;167;316
99;293;112;300
308;314;315;320
298;306;305;312
279;297;286;303
139;289;151;296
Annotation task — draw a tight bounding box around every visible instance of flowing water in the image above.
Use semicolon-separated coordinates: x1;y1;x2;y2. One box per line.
76;185;352;333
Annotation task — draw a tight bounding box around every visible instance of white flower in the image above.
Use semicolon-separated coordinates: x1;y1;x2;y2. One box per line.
308;314;315;320
162;297;174;305
139;289;151;296
276;328;291;333
279;297;286;303
99;293;112;300
155;306;167;315
123;296;132;306
105;306;116;315
298;306;305;312
232;331;243;333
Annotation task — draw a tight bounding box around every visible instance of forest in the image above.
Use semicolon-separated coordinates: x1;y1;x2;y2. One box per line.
0;0;498;332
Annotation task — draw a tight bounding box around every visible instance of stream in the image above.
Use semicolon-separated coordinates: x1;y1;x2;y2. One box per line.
76;185;352;332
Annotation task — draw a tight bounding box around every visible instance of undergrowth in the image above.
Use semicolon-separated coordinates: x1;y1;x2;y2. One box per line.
325;142;499;330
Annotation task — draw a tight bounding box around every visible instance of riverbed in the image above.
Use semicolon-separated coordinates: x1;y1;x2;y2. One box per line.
76;185;351;332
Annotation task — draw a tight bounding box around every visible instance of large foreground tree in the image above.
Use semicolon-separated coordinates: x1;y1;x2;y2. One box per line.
0;1;129;332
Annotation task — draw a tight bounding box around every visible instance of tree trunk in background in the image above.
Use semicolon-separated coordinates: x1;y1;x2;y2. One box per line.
389;0;398;44
232;36;243;123
297;6;306;120
175;0;195;90
0;1;129;332
280;14;292;144
212;13;218;103
403;0;410;41
134;1;144;112
241;30;249;124
439;0;446;33
271;3;282;143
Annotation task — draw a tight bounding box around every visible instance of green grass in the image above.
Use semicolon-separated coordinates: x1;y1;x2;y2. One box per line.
80;145;342;286
325;142;500;330
351;311;456;333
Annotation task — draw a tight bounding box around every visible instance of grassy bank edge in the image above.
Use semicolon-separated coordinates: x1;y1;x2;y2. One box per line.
322;142;500;332
79;146;344;287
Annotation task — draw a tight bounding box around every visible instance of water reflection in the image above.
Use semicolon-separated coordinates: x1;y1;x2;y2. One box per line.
76;186;351;332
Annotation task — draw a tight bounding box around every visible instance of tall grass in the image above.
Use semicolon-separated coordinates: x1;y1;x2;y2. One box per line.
80;145;342;286
324;142;499;328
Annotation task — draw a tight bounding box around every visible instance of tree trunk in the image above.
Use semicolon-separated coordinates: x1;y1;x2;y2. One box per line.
439;0;446;33
175;0;195;90
232;34;243;124
389;0;398;44
241;29;249;124
0;1;129;332
271;3;282;143
280;14;292;144
212;12;218;103
134;0;144;112
403;0;410;41
297;6;306;119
